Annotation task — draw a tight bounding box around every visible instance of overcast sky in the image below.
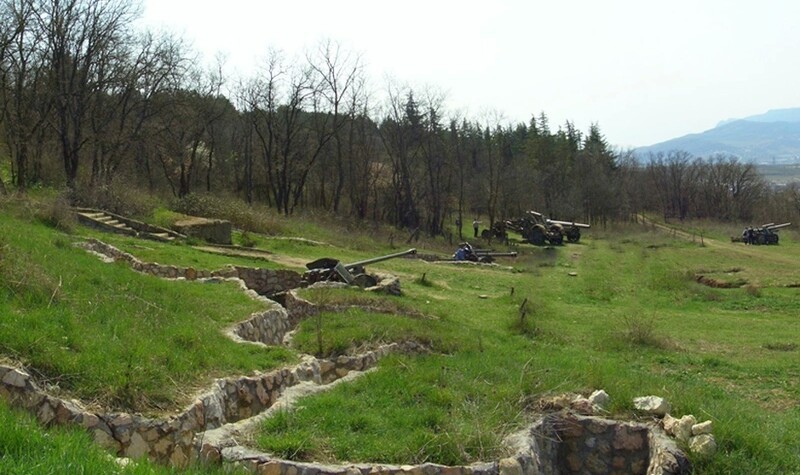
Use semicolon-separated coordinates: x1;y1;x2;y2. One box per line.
139;0;800;149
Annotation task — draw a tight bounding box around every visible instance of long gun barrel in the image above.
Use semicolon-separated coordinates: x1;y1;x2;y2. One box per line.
472;249;518;257
304;248;417;286
547;219;591;229
306;248;417;271
343;248;417;270
766;222;791;230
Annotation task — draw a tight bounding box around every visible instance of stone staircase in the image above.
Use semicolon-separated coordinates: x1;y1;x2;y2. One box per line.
75;208;184;242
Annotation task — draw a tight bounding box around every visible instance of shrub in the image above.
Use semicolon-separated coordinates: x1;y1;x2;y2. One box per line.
70;183;161;219
35;191;76;233
240;231;257;248
172;193;285;235
744;284;762;297
620;314;673;349
508;297;540;338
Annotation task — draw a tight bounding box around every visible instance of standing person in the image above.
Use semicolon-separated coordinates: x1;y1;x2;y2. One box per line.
472;218;481;238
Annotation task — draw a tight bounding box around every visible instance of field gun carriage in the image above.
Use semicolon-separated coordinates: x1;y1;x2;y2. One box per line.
486;210;590;246
453;242;517;263
739;222;791;245
303;248;417;287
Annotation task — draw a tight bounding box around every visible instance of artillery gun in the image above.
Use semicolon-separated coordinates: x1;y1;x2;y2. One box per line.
489;211;590;246
453;242;517;263
742;222;791;245
304;248;417;287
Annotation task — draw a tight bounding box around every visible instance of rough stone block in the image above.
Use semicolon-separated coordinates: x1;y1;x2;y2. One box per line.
498;457;522;475
173;217;232;245
689;434;717;458
170;446;189;468
589;389;611;410
613;425;645;451
93;428;121;451
692;420;713;435
258;461;283;475
2;368;30;388
633;396;671;417
125;432;149;459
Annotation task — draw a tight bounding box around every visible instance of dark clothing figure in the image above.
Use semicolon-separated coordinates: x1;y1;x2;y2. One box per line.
454;242;474;261
473;219;480;238
743;227;755;244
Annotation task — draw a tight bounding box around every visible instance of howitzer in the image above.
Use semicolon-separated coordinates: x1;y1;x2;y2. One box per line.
495;210;590;245
304;248;417;287
766;222;791;230
741;222;791;245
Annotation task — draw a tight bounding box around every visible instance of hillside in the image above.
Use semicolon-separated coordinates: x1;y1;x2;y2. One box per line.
3;196;800;473
637;107;800;163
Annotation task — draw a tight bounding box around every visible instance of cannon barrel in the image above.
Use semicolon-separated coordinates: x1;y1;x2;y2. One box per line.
344;248;417;269
761;222;775;228
474;251;518;257
547;219;591;229
766;222;791;230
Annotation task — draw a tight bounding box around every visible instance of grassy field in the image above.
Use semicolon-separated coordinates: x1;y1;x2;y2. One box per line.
255;223;800;473
0;202;295;412
2;195;800;473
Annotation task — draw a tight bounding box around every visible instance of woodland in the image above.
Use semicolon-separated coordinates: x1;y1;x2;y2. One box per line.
2;0;799;232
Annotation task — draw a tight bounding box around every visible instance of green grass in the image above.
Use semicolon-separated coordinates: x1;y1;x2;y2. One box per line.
82;229;285;270
3;195;800;473
0;400;247;474
254;226;800;473
0;210;295;412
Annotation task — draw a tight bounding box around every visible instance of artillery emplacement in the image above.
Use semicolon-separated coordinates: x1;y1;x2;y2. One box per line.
738;222;791;245
488;210;590;246
303;248;417;287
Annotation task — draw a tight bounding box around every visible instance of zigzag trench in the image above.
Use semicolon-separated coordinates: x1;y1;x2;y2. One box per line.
0;239;688;475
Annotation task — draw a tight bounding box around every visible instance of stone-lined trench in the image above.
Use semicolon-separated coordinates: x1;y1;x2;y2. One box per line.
0;239;690;474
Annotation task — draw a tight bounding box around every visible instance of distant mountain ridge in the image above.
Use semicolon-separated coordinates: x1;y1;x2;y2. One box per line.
636;107;800;163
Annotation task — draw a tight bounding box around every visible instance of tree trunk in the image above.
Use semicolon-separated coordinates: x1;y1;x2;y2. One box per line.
14;143;28;192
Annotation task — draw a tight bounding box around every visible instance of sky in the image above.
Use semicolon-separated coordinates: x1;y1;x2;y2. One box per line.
139;0;800;149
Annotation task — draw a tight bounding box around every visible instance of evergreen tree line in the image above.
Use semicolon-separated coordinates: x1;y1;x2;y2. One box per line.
1;0;796;233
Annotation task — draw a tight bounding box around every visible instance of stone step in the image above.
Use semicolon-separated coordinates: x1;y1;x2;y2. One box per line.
149;232;174;241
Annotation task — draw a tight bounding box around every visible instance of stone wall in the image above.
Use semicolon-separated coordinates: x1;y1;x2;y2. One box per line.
79;239;302;296
0;344;404;466
0;239;692;474
530;413;650;474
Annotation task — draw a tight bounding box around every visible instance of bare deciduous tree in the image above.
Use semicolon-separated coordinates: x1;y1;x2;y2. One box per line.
42;0;139;190
0;0;50;191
